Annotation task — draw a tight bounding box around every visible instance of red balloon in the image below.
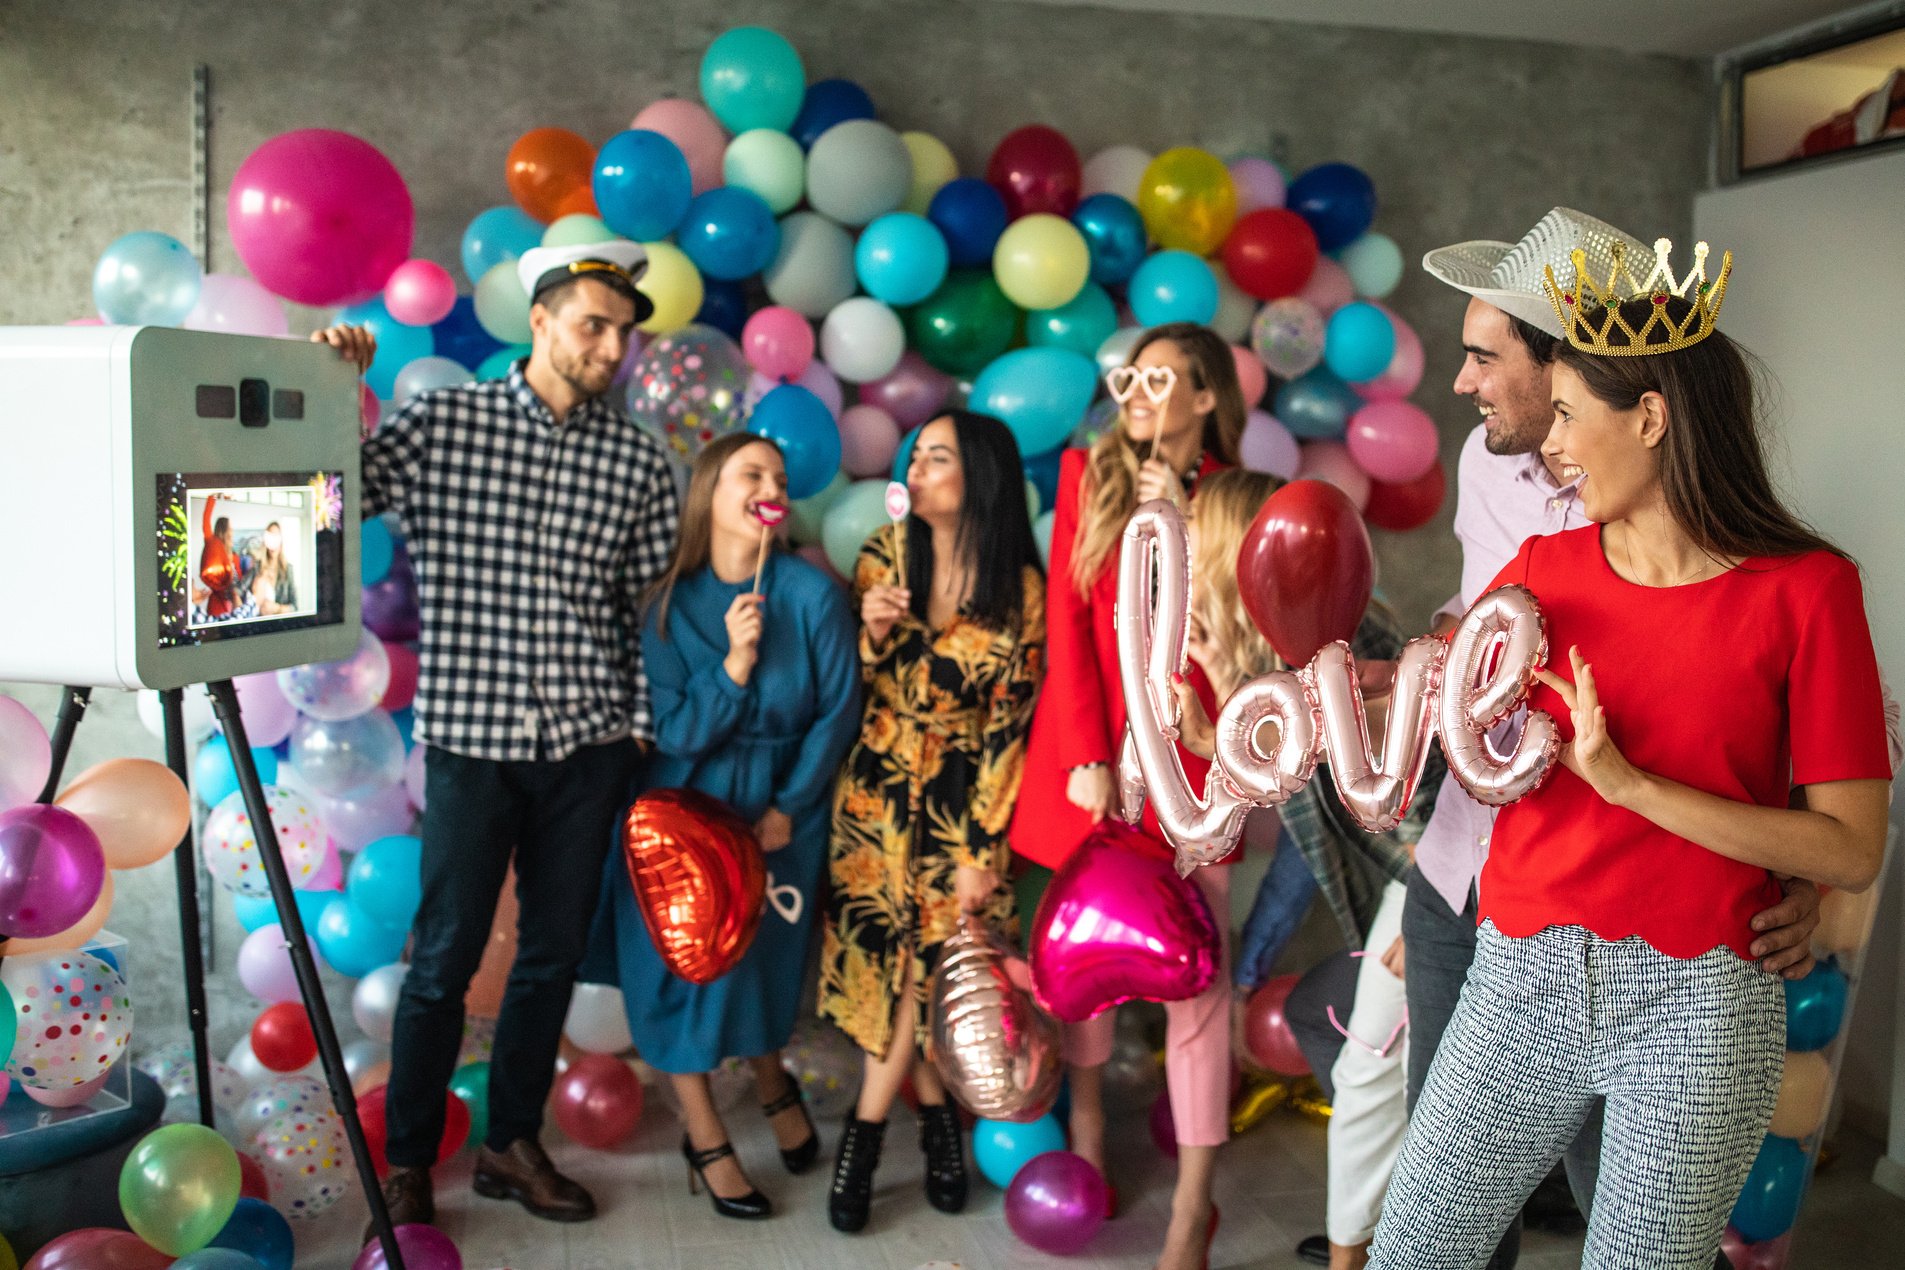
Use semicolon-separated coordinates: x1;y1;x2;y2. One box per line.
1236;479;1375;666
622;789;766;985
1363;460;1447;533
238;1149;273;1202
1222;208;1320;301
986;125;1082;220
251;1001;318;1072
24;1229;171;1270
551;1054;644;1150
1241;974;1309;1077
357;1083;471;1176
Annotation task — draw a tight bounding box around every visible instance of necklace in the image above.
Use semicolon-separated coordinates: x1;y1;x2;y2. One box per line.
1616;523;1719;587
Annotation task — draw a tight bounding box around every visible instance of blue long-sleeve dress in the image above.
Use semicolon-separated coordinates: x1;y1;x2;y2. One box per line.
582;551;862;1072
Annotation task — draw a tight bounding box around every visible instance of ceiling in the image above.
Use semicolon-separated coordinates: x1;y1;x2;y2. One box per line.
1005;0;1879;56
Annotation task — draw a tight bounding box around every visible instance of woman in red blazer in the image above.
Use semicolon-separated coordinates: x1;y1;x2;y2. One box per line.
1009;321;1246;1270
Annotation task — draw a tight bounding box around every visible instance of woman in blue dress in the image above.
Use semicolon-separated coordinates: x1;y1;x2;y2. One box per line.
585;432;862;1219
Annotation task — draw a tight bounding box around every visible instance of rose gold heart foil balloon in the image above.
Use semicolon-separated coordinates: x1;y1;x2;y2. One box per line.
621;789;766;986
928;916;1063;1122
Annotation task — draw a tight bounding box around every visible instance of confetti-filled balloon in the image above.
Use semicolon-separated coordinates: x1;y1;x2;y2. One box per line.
252;1108;353;1219
202;786;329;896
1250;297;1327;380
625;323;753;463
2;949;133;1091
234;1076;330;1142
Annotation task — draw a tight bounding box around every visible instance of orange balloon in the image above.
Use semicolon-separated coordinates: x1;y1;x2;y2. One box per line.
465;865;520;1018
0;870;112;955
507;128;596;224
621;789;765;986
550;183;600;220
56;758;189;870
1769;1050;1832;1139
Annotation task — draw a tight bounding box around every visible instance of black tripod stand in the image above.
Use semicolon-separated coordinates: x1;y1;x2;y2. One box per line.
29;681;406;1269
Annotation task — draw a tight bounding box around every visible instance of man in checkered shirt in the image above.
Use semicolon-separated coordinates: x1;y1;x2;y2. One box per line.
315;240;678;1236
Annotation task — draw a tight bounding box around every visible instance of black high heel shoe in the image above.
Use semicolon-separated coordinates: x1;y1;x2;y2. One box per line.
828;1116;886;1233
681;1134;772;1220
761;1076;820;1174
916;1101;968;1214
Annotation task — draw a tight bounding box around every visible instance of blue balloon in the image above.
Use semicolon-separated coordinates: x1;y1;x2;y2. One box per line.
1274;367;1363;439
336;296;433;400
892;424;921;482
679;187;781;281
1730;1134;1809;1243
856;213;950;306
1072;194;1148;286
749;385;842;500
93;230;202;326
431;295;504;372
972;347;1098;457
1785;958;1848;1052
592;129;693;242
695;277;750;339
360;516;394;587
700;26;807;134
928;178;1010;269
973;1113;1067;1188
1024;446;1063;515
791;78;876;150
1028;283;1118;358
1129;250;1219;327
232;886;337;935
460;206;543;287
1286;162;1378;252
1323;302;1397;382
208;1197;294;1270
391;706;416;750
349;834;424;931
192;733;279;810
172;1251;267;1270
314;895;408;978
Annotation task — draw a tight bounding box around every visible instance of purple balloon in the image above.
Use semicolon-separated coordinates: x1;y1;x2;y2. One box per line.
353;1224;462;1270
237;922;321;1004
1240;409;1301;480
234;669;300;748
362;562;420;643
0;805;106;938
859;349;953;429
1004;1151;1108;1255
318;782;415;853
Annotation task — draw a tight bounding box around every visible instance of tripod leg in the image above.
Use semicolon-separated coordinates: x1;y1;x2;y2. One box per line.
160;687;217;1128
33;685;92;803
205;679;407;1270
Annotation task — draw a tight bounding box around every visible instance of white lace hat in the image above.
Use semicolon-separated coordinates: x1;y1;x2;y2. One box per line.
1422;208;1651;339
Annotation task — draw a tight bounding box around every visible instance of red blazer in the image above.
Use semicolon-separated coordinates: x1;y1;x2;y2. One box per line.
1009;448;1229;870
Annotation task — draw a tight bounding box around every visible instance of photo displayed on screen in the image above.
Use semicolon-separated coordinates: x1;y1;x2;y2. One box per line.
156;471;345;648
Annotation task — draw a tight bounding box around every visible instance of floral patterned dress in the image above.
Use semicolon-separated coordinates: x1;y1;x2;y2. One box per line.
818;523;1045;1057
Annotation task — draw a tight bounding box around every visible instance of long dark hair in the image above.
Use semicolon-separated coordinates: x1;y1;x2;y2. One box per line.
645;432;785;632
902;409;1038;630
1554;299;1842;563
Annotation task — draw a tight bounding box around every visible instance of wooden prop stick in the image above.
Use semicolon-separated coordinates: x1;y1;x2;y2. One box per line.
751;502;787;594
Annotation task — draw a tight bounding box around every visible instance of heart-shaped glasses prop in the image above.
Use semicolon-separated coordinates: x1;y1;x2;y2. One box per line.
1105;365;1178;464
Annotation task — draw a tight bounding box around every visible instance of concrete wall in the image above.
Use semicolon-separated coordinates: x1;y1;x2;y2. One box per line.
1;1;1710;1064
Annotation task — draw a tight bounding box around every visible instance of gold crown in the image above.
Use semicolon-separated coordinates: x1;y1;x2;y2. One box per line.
1542;237;1732;356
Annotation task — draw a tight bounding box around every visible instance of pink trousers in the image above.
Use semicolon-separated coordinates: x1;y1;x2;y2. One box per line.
1063;864;1231;1147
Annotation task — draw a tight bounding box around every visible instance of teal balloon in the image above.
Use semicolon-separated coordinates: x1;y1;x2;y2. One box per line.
173;1252;267;1270
593;129;693;243
314;895;408;978
94;231;202;325
892;424;919;482
335;296;433;399
855;212;949;306
460;206;542;287
1784;958;1848;1052
1072;194;1148;286
450;1061;491;1148
820;479;893;578
749;384;841;499
348;834;423;931
360;515;394;586
972;347;1098;457
973;1113;1067;1188
1274;366;1362;439
1028;283;1118;358
679;186;780;281
1730;1134;1809;1243
477;345;531;380
700;27;806;133
207;1197;292;1270
1336;232;1404;299
788;471;849;545
232;886;336;935
1323;301;1396;382
192;734;280;809
0;978;13;1070
1129;250;1218;327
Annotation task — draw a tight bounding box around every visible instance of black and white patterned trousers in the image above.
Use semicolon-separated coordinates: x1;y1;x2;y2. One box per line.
1369;921;1784;1270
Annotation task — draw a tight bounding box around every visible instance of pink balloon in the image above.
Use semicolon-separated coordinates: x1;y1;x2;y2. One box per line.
749;361;841;419
403;744;427;810
22;1070;111;1109
860;349;954;429
352;1223;464;1270
1721;1227;1792;1270
384;259;457;327
64;317;108;327
795;542;847;586
1229;157;1286;214
306;842;346;891
234;670;299;748
1358;310;1425;402
631;99;729;196
381;643;420;713
318;784;414;854
1241;975;1308;1076
1297;440;1372;509
1239;409;1301;480
1231;344;1268;408
1027;822;1219;1023
184;273;290;337
24;1228;172;1270
239;923;320;1003
359;383;382;437
0;694;52;811
1298;257;1355;317
1347;401;1439;484
838;403;901;478
1148;1089;1179;1158
741;306;815;382
228;128;415;306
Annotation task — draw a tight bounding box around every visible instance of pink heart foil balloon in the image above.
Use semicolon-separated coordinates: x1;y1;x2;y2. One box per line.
1028;823;1219;1023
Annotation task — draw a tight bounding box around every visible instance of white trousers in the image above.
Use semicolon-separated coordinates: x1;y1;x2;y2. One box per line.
1327;879;1410;1245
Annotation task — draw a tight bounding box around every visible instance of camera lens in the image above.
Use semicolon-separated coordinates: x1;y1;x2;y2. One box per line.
239;378;269;427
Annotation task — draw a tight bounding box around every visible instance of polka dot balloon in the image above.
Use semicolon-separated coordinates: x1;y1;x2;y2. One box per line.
235;1074;331;1141
2;950;133;1092
252;1107;353;1218
625;323;751;463
202;784;328;896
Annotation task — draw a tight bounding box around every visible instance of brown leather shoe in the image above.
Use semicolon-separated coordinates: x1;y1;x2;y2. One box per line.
473;1139;596;1222
361;1165;433;1248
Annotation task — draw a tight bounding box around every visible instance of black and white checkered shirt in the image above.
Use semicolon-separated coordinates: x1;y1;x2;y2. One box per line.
362;364;679;762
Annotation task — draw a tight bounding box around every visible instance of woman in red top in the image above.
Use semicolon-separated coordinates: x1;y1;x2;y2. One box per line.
1009;321;1244;1270
1368;280;1891;1269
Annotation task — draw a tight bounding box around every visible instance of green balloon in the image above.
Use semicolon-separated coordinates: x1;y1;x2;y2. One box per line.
0;979;13;1071
1028;282;1118;358
477;344;532;380
789;471;850;546
821;479;894;579
1014;861;1055;921
906;270;1021;378
118;1123;241;1256
450;1061;491;1149
542;214;622;249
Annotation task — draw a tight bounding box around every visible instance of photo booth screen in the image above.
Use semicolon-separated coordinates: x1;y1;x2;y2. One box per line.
157;471;346;648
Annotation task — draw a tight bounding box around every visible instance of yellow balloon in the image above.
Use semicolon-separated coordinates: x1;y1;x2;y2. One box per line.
0;1231;18;1270
638;241;704;334
1138;146;1238;256
1769;1050;1832;1140
992;213;1090;311
1228;1072;1290;1136
901;131;958;215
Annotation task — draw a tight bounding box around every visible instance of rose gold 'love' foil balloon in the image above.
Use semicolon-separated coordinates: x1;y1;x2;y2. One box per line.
928;916;1063;1123
621;789;766;986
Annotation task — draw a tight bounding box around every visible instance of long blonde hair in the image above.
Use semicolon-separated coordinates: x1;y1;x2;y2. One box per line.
645;433;784;633
1189;469;1284;698
1070;322;1246;596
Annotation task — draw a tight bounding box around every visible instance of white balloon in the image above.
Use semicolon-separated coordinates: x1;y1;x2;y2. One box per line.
342;1037;390;1087
1211;262;1257;344
352;962;409;1044
764;212;857;318
392;355;472;403
820;297;905;384
1082;144;1153;202
563;983;635;1055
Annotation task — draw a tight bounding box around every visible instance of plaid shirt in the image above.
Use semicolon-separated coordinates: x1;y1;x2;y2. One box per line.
361;365;679;762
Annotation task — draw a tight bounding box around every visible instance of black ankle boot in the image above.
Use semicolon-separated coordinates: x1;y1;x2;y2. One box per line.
828;1116;885;1233
917;1101;968;1214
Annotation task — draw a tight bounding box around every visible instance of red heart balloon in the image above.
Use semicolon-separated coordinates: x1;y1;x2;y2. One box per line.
1236;478;1374;666
621;789;765;986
